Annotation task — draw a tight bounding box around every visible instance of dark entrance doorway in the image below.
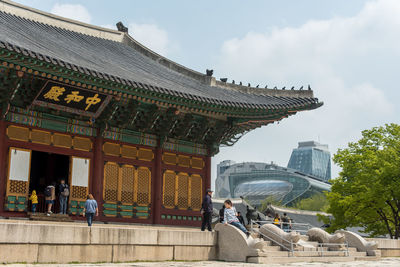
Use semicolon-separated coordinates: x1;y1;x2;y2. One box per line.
29;151;70;213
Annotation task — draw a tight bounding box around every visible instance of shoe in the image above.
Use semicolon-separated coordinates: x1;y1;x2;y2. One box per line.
246;232;251;238
46;213;50;216
48;211;53;214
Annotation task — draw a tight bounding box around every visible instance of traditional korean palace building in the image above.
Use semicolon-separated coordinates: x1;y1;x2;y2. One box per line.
0;0;322;226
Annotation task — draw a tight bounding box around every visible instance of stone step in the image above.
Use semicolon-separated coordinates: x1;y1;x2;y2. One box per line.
258;245;282;251
28;212;73;222
294;246;317;252
258;250;350;257
28;212;70;218
248;256;357;264
258;251;291;257
349;251;367;257
295;251;348;257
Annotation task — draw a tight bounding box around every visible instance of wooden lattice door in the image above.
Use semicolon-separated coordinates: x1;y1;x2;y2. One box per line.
5;148;31;212
68;156;90;215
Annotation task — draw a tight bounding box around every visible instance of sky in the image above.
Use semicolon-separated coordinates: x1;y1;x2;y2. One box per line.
13;0;400;188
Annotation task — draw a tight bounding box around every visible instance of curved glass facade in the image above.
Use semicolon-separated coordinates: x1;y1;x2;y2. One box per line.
215;161;331;207
234;180;293;204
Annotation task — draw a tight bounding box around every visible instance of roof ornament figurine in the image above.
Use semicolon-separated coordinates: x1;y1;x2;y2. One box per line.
273;86;278;89
282;86;286;90
206;69;213;76
220;78;228;82
116;22;128;33
308;84;312;90
247;83;251;87
265;85;268;89
256;85;259;88
239;81;242;85
232;80;235;84
299;86;304;90
291;86;295;90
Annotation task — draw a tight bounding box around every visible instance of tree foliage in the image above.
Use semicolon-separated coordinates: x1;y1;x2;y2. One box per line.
293;193;329;212
259;196;282;212
324;124;400;238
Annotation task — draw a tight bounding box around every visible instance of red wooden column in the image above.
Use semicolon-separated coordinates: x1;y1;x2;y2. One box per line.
205;155;212;191
0;120;7;213
92;134;104;215
152;144;162;224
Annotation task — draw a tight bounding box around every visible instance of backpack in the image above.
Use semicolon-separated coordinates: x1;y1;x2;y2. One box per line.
282;216;289;223
44;186;52;197
61;185;69;197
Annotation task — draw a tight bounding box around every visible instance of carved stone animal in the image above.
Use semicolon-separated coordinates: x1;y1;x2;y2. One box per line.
335;230;378;253
259;224;301;246
307;227;345;244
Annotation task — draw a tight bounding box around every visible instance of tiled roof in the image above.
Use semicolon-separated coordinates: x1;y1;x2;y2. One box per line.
0;9;322;111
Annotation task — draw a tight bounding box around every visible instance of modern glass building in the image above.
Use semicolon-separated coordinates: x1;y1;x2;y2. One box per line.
215;161;331;207
215;141;332;207
287;141;331;182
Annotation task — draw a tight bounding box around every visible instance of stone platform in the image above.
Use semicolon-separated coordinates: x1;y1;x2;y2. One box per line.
28;212;74;222
0;219;216;263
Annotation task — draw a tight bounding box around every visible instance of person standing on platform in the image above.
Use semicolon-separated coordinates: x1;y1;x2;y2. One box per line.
45;183;56;216
29;190;38;214
83;194;98;226
58;179;69;214
282;213;292;232
246;205;251;225
201;189;213;231
273;213;281;228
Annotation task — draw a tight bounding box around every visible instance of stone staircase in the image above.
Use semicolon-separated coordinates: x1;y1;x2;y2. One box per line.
247;240;376;264
215;223;380;264
28;212;74;222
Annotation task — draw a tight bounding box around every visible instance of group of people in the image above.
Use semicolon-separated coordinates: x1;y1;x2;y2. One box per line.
29;179;70;216
273;212;292;232
28;179;98;226
200;189;250;237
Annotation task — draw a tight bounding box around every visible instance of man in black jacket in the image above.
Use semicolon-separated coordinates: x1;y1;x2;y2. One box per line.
201;189;213;231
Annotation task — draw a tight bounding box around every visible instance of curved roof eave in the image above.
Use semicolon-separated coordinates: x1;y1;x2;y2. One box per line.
0;0;323;115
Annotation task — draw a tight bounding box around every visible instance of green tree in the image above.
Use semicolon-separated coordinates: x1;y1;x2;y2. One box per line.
293;193;329;212
324;124;400;239
259;196;282;212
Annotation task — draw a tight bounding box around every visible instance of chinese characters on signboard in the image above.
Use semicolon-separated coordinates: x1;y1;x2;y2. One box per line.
33;81;111;118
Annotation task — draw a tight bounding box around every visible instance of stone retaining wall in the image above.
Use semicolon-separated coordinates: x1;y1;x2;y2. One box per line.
0;222;217;263
367;238;400;257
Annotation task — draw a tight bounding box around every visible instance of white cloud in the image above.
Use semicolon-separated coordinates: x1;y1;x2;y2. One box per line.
50;3;91;24
213;0;399;184
129;23;170;56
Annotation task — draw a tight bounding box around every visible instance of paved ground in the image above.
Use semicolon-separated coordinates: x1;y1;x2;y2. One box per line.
5;258;400;267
